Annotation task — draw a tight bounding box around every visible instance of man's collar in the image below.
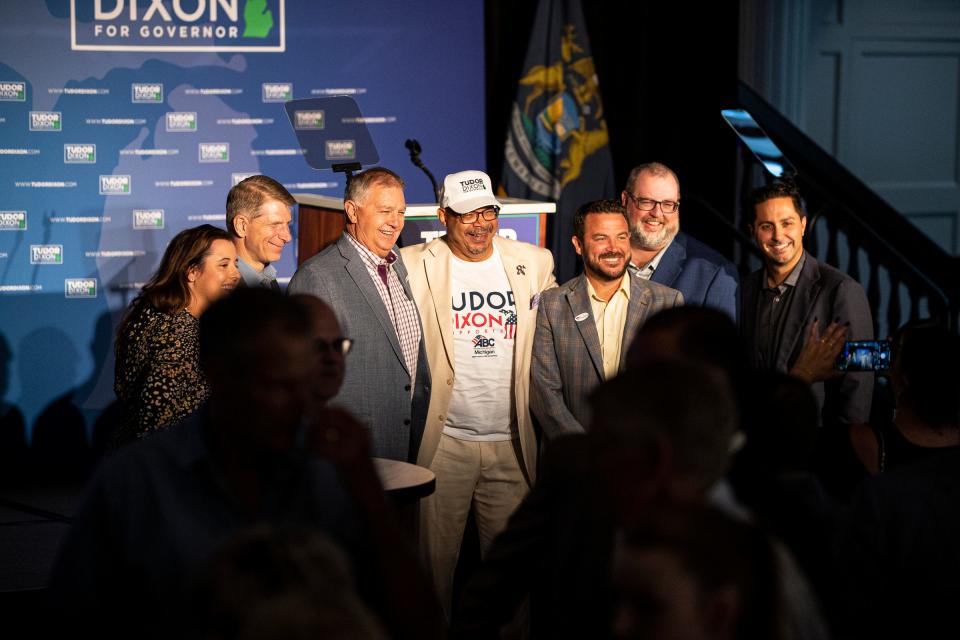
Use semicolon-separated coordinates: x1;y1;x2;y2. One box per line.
237;258;276;287
344;230;396;264
629;238;673;275
765;251;806;291
586;269;631;302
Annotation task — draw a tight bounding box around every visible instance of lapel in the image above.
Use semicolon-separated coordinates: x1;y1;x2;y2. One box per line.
565;275;605;380
337;234;408;374
619;275;652;372
650;233;685;289
776;253;821;370
422;238;456;371
497;237;534;366
393;251;415;300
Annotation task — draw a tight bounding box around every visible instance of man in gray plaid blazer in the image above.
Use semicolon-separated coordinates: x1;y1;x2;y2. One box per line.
531;200;683;441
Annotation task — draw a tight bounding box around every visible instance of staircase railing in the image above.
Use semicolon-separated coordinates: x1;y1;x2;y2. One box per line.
730;81;959;337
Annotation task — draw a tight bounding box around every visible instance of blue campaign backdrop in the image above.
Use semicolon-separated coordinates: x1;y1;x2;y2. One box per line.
0;1;485;443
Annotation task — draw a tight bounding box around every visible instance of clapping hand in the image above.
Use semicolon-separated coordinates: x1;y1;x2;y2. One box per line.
790;317;848;384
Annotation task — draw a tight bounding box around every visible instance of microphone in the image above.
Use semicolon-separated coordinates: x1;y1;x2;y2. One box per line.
405;139;422;156
404;138;439;202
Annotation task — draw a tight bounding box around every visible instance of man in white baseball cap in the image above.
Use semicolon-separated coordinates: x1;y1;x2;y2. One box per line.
400;170;557;618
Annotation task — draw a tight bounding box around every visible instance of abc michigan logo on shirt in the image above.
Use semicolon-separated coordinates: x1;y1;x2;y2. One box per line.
472;334;497;358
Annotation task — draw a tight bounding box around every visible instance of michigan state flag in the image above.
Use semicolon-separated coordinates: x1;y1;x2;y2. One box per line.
501;0;615;282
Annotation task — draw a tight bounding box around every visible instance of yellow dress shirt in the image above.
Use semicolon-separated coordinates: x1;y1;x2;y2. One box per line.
587;271;631;380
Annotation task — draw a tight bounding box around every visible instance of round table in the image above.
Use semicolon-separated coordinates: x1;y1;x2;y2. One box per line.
373;458;436;502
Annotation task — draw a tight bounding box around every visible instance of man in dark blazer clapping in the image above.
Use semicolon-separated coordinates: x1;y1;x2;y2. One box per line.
740;180;874;425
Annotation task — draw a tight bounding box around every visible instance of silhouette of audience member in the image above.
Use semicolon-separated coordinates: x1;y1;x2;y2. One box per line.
195;525;388;640
112;224;239;446
234;592;387;640
626;305;750;388
728;372;841;629
817;321;960;501
612;505;783;640
626;306;752;462
838;442;960;637
290;294;349;412
452;361;739;639
291;292;445;638
49;289;438;639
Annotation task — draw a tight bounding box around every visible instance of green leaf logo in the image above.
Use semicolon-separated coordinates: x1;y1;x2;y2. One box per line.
243;0;274;38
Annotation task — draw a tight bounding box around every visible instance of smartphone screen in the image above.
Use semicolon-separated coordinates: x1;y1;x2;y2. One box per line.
836;340;891;372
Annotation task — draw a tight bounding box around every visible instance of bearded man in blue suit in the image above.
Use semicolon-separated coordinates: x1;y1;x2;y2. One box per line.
622;162;739;321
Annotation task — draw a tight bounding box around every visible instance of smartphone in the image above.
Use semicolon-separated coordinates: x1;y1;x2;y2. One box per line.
836;340;891;372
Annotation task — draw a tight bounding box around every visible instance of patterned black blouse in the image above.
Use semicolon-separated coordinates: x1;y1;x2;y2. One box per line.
113;303;209;445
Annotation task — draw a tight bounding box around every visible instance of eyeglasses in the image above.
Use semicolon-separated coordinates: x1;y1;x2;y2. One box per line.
625;193;679;214
448;206;500;224
314;337;353;356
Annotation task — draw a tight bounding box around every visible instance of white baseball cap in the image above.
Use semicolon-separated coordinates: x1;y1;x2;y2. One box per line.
439;170;502;214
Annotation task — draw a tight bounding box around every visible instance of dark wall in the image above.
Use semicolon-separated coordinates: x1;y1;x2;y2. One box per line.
486;1;742;247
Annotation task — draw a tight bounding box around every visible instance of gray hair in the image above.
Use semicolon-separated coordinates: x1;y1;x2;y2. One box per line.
624;161;680;195
344;167;405;205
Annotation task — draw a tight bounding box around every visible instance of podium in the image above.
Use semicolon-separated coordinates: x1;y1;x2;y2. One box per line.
294;193;556;265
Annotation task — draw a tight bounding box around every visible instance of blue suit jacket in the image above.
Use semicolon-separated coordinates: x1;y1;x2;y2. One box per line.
636;231;739;322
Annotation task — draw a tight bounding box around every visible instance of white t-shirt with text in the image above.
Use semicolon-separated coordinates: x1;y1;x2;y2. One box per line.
443;247;517;441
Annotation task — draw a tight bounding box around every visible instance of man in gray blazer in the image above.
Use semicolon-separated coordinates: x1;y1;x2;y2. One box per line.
288;168;430;462
532;199;683;440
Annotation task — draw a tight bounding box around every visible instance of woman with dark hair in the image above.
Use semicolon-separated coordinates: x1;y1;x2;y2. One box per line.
113;224;240;446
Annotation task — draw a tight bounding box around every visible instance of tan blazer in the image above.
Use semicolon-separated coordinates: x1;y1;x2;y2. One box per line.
400;235;557;483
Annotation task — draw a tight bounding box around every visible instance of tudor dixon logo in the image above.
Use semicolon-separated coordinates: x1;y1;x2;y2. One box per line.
30;111;62;131
166;111;197;132
199;142;229;162
132;82;163;103
133;208;164;229
66;278;98;298
71;0;286;52
325;140;355;161
100;174;132;195
0;211;27;231
460;178;486;194
294;110;324;130
262;82;292;103
64;144;97;163
0;81;26;101
31;245;63;265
